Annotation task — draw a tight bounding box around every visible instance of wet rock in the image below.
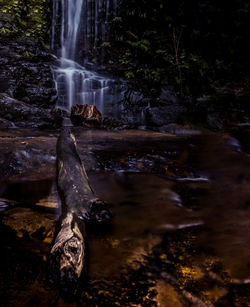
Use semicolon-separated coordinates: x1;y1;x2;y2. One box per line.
71;104;102;127
0;133;57;182
0;117;16;129
228;124;250;154
0;42;57;108
120;86;187;129
124;90;144;105
0;93;63;129
102;116;130;130
145;103;187;127
159;87;179;104
159;123;201;135
0;151;23;179
0;198;19;212
206;112;223;130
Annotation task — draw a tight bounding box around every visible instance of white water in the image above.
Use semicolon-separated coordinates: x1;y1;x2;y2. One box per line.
60;0;83;60
52;0;121;115
55;58;112;113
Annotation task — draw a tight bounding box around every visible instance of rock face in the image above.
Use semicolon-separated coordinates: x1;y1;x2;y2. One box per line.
0;93;62;129
71;104;102;127
0;42;57;108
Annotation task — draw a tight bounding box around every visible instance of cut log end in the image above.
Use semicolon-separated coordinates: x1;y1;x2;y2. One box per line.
48;213;85;295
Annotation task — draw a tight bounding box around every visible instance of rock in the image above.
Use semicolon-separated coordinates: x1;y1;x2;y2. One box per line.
206;112;223;130
120;86;186;129
0;117;16;129
159;87;179;104
0;198;19;212
145;103;187;127
124;90;143;105
71;104;102;127
159;123;201;135
122;88;151;107
2;207;57;242
0;131;57;182
0;42;57;108
0;93;63;129
102;116;130;130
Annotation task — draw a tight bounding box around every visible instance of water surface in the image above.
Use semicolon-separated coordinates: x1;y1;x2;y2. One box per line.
0;128;250;306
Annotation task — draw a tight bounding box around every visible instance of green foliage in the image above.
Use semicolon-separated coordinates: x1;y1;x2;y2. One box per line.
23;50;34;57
0;26;11;34
0;0;51;42
106;0;250;99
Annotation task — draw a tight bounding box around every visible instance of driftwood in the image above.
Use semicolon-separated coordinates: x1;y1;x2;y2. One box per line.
48;128;111;294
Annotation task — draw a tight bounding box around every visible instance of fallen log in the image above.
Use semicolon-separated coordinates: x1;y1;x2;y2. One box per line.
48;128;111;295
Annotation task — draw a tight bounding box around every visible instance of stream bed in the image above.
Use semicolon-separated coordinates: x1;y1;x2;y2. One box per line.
0;127;250;306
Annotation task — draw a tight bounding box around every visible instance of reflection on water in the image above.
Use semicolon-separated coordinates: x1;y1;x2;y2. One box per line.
87;173;201;279
0;128;250;305
1;179;61;214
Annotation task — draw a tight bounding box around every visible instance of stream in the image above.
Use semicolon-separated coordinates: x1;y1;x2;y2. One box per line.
0;126;250;306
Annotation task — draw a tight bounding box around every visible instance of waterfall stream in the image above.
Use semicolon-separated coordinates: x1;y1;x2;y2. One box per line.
52;0;121;116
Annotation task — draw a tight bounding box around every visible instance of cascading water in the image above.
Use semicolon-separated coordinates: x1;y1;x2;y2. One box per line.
52;0;121;116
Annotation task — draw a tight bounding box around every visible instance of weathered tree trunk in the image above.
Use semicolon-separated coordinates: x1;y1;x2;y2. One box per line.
48;128;111;294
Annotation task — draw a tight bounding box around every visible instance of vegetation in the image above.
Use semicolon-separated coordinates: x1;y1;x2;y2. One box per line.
0;0;51;42
107;0;250;99
1;0;250;102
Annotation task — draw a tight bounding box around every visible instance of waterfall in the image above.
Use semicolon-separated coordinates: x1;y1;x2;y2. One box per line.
60;0;83;61
52;0;122;115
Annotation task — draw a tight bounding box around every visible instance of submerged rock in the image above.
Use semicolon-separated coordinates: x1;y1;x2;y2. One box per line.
2;207;57;242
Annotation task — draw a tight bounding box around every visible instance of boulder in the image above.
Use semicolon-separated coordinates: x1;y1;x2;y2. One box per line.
0;93;63;129
145;103;187;127
70;104;102;127
0;42;57;108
